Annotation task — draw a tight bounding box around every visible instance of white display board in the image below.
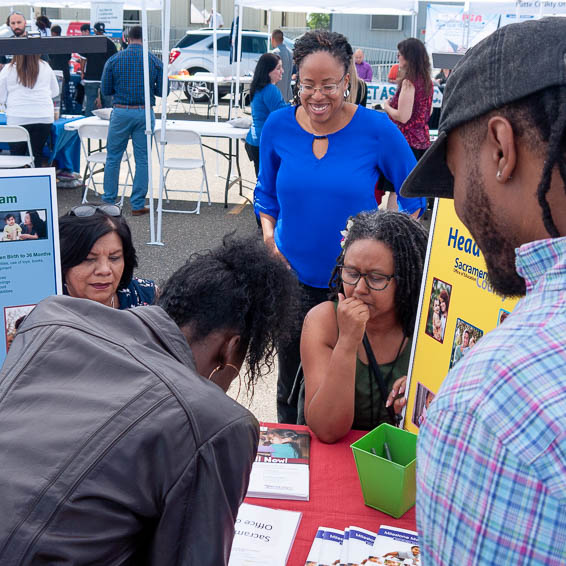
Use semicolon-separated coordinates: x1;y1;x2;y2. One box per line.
90;2;124;39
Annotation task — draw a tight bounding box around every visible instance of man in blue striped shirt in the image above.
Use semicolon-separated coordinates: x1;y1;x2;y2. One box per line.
101;25;163;215
401;17;566;565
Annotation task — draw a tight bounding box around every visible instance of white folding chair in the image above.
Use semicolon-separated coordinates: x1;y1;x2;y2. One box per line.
155;127;211;215
0;125;34;168
78;123;134;205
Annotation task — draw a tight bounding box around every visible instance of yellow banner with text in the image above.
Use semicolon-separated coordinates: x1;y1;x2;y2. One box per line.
405;199;518;433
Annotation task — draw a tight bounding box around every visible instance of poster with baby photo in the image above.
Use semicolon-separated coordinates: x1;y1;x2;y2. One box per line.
1;210;48;242
4;304;35;352
424;277;452;344
449;318;484;369
411;382;436;429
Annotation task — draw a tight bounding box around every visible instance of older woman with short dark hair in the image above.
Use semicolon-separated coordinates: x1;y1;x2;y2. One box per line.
59;204;156;309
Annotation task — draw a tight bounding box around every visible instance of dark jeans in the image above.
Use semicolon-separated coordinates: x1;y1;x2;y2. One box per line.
11;123;51;168
244;141;260;177
277;283;329;424
83;82;112;117
245;142;262;228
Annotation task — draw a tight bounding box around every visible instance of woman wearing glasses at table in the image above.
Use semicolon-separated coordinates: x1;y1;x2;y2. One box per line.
300;211;428;443
59;205;156;309
254;30;425;424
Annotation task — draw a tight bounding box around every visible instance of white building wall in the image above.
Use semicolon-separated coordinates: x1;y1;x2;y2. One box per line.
0;2;305;43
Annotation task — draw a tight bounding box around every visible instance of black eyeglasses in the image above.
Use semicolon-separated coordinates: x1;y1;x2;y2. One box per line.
338;266;394;291
69;204;122;218
298;73;347;96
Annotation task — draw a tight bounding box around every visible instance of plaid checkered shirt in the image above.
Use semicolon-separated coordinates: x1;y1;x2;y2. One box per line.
417;237;566;565
101;44;163;107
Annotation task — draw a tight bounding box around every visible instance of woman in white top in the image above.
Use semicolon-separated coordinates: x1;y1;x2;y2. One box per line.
0;54;59;167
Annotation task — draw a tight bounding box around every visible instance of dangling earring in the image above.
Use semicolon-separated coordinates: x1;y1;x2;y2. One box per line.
344;88;350;99
208;365;222;380
208;362;240;381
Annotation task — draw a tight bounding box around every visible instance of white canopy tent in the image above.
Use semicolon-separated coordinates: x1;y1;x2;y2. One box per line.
0;0;167;243
4;0;561;243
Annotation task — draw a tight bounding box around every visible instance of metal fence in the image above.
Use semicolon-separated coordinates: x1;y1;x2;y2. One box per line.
355;46;397;82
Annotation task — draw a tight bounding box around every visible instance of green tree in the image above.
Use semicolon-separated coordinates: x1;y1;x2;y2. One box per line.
307;13;330;30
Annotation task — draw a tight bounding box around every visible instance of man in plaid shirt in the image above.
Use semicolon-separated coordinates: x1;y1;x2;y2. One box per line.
101;25;163;215
401;18;566;565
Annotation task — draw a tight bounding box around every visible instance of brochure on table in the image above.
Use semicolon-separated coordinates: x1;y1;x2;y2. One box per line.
305;524;420;565
0;169;61;365
247;423;310;501
404;198;518;434
228;503;301;566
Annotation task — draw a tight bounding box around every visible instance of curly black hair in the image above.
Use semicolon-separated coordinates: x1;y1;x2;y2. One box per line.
158;234;301;391
329;210;429;337
293;30;353;76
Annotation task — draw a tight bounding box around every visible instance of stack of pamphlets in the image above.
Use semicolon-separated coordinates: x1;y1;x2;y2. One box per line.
305;525;420;565
228;503;302;566
247;423;311;501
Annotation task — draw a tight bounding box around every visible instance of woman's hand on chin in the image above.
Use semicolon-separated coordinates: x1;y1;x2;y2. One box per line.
336;292;369;346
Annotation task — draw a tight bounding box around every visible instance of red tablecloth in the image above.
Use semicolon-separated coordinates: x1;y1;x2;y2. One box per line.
244;424;416;566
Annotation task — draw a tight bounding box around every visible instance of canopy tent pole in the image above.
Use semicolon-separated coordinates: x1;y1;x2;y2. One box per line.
411;0;418;37
267;9;272;41
229;1;239;118
154;0;171;245
234;2;244;115
141;0;157;244
212;0;219;122
212;0;221;177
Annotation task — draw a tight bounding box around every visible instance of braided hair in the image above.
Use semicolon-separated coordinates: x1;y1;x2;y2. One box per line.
158;234;301;392
460;86;566;238
292;30;353;105
329;210;429;337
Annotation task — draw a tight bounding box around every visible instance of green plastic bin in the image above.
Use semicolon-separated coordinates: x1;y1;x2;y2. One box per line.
350;423;417;518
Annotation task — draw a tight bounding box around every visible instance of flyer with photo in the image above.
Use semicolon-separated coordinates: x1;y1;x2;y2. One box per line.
247;423;310;501
0;169;61;364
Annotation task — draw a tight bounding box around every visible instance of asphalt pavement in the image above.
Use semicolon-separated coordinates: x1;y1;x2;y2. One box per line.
56;97;279;422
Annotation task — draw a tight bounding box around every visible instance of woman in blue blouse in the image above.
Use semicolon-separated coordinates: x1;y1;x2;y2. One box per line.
254;30;426;423
245;52;289;176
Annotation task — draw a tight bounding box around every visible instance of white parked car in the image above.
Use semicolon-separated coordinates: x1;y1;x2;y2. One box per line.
169;29;294;99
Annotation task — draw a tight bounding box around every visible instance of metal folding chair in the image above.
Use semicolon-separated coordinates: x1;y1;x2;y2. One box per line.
0;125;34;168
155;127;211;214
185;81;214;119
77;123;134;205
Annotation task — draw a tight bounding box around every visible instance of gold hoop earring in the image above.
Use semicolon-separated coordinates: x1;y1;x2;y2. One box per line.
208;363;240;381
208;365;222;380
